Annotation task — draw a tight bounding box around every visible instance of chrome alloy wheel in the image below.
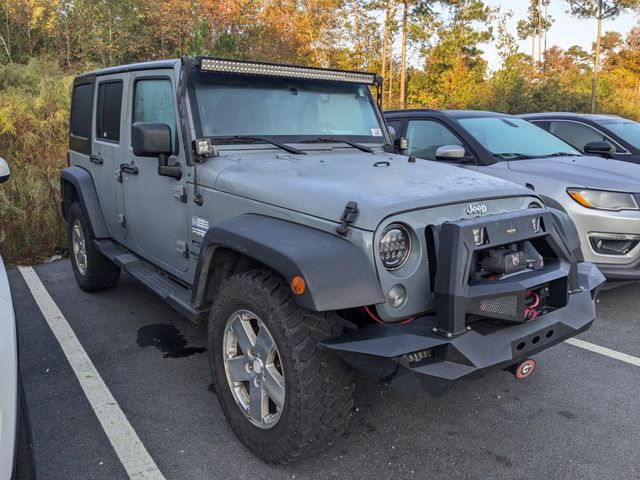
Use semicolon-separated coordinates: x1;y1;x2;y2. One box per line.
72;218;87;276
223;310;285;429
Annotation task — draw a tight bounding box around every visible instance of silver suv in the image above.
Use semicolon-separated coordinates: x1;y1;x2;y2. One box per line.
61;57;604;464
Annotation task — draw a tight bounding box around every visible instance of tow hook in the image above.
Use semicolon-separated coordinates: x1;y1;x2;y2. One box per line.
506;358;537;379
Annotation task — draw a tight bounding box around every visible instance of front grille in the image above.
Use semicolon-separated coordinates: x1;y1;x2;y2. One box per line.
479;295;519;316
425;225;438;292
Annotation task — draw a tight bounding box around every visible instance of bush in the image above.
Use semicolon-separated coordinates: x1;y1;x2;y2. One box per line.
0;58;73;265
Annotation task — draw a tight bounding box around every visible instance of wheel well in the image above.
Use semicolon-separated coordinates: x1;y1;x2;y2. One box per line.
61;179;80;220
200;247;269;305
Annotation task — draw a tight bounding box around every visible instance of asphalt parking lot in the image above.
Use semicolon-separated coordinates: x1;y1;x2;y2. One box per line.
8;259;640;480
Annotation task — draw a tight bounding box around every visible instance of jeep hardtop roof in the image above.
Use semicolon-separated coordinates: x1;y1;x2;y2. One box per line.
76;59;180;81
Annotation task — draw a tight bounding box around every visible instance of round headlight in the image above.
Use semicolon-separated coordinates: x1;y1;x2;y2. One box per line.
379;224;411;270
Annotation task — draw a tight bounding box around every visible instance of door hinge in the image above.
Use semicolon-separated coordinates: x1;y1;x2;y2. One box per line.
173;185;187;203
176;240;189;258
117;214;127;228
336;201;359;236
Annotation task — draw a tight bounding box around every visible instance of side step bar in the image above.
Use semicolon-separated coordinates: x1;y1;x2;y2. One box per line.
95;239;209;322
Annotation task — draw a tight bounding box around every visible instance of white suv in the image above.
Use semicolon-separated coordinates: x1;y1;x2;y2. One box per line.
0;159;35;479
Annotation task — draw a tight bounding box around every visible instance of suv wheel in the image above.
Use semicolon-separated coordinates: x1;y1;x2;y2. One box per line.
67;202;120;291
208;269;354;464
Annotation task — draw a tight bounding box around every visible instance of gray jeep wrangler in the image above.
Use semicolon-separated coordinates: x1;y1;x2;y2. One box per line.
61;57;605;464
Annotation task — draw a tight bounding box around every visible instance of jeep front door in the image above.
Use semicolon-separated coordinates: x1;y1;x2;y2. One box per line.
121;71;190;276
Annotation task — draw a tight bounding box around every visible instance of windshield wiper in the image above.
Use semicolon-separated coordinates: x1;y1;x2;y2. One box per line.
493;152;538;160
301;137;375;153
212;136;306;155
537;152;582;158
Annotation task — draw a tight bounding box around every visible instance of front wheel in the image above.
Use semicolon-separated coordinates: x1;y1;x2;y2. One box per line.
208;270;354;464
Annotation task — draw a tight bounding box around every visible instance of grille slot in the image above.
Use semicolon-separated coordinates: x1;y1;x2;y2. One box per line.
425;225;438;292
480;296;519;316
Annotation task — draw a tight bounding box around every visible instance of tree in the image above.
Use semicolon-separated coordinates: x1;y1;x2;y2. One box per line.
399;1;435;108
566;0;640;112
517;0;553;69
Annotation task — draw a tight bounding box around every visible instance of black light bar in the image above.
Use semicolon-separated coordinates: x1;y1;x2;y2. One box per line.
198;57;377;85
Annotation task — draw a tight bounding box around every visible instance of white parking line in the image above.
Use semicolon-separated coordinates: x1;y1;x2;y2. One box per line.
565;337;640;367
18;266;166;480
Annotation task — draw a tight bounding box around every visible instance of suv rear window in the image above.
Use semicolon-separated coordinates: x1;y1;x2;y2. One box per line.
96;81;123;142
70;83;93;139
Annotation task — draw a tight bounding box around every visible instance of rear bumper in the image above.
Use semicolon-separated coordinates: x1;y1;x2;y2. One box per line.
322;262;605;395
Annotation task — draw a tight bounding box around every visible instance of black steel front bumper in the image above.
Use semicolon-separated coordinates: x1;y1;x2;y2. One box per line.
323;254;605;396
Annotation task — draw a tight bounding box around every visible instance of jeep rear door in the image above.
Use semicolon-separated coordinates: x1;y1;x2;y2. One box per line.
91;74;127;242
120;69;190;277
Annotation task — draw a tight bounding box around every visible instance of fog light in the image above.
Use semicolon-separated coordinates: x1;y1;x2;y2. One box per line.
388;284;407;308
472;227;488;246
589;232;640;255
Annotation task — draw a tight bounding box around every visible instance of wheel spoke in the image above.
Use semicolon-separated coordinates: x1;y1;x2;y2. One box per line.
249;381;267;424
263;366;285;409
226;355;251;382
255;323;274;358
230;314;256;353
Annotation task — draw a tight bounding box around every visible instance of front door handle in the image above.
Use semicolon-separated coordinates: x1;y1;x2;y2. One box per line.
90;154;103;165
120;163;139;175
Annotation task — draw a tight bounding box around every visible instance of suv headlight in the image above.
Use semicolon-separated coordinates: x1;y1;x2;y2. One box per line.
379;224;411;270
567;188;639;211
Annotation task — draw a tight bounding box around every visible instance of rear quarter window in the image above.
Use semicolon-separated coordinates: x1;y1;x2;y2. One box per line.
70;83;93;139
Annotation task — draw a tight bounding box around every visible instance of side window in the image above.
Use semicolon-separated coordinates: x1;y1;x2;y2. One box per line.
405;120;465;160
133;78;177;152
70;83;93;139
96;81;123;142
386;120;402;138
548;121;622;153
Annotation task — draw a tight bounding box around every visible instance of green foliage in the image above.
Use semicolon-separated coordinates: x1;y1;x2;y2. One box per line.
0;59;72;264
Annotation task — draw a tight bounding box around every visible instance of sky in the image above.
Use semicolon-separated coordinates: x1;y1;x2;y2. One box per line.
481;0;639;71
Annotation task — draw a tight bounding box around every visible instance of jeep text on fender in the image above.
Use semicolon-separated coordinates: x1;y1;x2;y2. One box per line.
60;57;605;464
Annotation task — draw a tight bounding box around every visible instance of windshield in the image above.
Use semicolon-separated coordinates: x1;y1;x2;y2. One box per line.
190;72;386;144
458;116;581;159
596;118;640;149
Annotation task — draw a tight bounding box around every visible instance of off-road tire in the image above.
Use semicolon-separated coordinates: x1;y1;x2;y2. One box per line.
67;202;120;292
208;269;355;464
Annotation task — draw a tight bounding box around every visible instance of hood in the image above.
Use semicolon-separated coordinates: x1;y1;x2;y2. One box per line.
212;150;534;231
507;156;640;192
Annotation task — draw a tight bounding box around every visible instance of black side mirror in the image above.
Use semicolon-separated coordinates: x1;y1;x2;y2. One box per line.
0;157;10;184
131;122;181;179
132;122;172;157
584;141;612;157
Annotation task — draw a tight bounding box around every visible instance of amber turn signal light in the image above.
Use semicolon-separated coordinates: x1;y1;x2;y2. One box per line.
567;190;593;208
291;276;306;295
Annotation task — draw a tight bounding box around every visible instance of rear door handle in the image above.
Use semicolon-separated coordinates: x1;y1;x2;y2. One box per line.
90;154;103;165
120;163;139;175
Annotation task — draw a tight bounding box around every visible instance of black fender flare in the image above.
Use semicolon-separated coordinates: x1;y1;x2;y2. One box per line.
192;214;385;312
60;166;109;238
546;206;583;262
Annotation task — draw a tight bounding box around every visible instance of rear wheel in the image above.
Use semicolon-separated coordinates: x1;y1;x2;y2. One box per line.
208;269;354;464
67;202;120;292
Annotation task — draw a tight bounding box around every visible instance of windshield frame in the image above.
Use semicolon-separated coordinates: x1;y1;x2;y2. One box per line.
456;115;582;161
187;70;391;147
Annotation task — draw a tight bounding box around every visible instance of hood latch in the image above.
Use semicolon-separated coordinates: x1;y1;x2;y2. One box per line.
336;201;359;236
